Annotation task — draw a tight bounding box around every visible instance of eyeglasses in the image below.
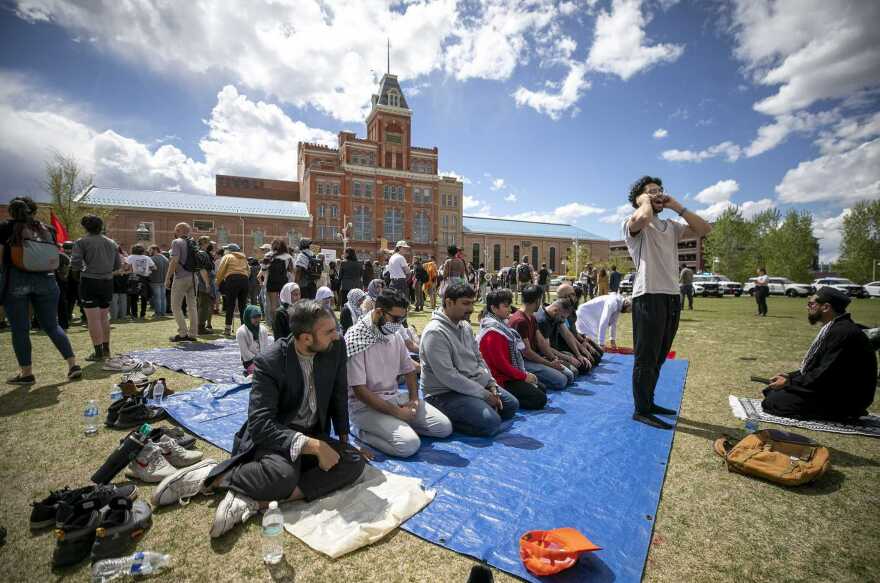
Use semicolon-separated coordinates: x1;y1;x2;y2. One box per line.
645;187;664;195
384;313;406;323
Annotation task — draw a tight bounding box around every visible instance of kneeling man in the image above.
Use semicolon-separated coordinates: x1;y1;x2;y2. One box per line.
346;290;452;457
575;293;631;349
150;300;366;537
762;287;876;420
421;283;519;436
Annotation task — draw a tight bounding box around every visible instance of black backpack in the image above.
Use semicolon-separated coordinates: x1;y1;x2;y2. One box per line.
267;256;289;288
305;253;323;281
517;263;532;283
181;237;202;272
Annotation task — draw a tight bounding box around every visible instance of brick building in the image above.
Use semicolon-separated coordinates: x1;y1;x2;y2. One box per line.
608;223;708;272
461;216;608;274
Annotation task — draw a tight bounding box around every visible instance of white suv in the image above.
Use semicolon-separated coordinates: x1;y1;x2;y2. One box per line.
743;277;813;297
692;274;742;297
812;277;868;299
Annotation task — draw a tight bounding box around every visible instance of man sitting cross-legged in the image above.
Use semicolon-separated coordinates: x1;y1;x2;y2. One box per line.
345;289;452;457
762;287;876;421
420;283;519;436
150;300;366;537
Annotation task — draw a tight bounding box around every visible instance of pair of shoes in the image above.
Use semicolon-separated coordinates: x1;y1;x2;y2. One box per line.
7;373;36;386
651;404;677;416
50;487;149;567
124;434;204;483
154;434;204;468
151;459;219;507
210;490;259;538
149;426;197;450
170;334;188;342
632;413;673;430
67;365;82;381
103;357;157;376
31;484;138;530
106;396;166;429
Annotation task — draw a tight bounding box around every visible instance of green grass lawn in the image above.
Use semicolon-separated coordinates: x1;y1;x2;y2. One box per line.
1;295;878;582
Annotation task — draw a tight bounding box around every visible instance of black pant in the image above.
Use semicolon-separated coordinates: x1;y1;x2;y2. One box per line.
631;294;680;414
504;379;547;410
219;437;366;502
755;288;768;316
57;282;69;329
680;284;694;310
128;293;147;318
300;282;317;300
221;274;249;327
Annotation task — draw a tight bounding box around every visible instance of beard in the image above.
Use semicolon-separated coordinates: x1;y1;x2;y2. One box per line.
308;339;334;353
807;312;821;325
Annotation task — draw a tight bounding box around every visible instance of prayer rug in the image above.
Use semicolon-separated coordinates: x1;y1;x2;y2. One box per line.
127;339;251;385
729;396;880;438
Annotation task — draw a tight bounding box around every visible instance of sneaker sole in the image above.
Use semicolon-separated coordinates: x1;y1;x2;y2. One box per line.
124;468;177;483
151;459;217;506
210;492;240;538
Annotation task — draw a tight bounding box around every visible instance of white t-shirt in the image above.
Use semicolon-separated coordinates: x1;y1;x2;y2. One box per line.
575;294;625;345
623;216;685;298
756;274;769;286
388;252;409;279
126;255;156;277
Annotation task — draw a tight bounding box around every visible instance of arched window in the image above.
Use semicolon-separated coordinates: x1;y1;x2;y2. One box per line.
216;226;229;246
532;246;539;267
319;204;326;218
353;206;372;241
513;245;520;262
549;247;556;271
383;208;403;242
493;244;501;271
413;211;430;243
252;229;265;249
287;229;301;248
472;243;480;267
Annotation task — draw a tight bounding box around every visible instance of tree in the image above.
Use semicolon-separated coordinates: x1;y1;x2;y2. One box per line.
563;242;592;277
703;207;760;283
836;201;880;283
42;152;112;240
763;210;817;283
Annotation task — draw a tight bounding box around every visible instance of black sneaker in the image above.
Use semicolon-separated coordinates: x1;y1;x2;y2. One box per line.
149;427;196;450
105;397;130;428
31;485;138;530
67;365;83;381
114;399;166;429
6;374;35;386
91;498;153;561
632;412;673;430
52;499;103;567
169;335;188;342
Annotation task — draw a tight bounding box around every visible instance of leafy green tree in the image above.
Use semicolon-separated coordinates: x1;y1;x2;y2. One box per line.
703;207;759;283
563;242;592;277
763;210;817;283
836;201;880;283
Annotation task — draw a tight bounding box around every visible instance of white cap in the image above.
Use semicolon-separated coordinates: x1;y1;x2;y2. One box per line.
395;240;410;248
268;501;278;510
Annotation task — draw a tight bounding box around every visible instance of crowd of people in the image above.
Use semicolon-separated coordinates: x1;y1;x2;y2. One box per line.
1;177;877;537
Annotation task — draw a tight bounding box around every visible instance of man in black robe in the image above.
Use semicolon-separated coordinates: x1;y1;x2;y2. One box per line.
762;287;876;421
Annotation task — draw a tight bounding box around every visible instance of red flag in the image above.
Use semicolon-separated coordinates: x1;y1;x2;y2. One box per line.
50;210;70;245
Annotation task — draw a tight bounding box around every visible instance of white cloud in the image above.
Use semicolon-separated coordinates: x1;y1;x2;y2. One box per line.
695;198;775;222
812;208;851;264
463;194;492;216
744;109;839;158
558;1;578;16
695;179;739;204
0;74;336;196
504;193;518;203
814;111;880;155
505;201;605;224
661;141;742;163
512;61;590;120
587;0;684;81
490;178;506;191
600;203;635;225
730;0;880;117
653;128;668;139
775;138;880;204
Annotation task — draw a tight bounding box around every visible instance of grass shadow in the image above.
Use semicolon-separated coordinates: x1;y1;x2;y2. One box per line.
0;381;64;417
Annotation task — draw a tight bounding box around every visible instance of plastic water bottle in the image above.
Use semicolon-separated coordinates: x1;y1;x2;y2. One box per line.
91;551;171;582
151;380;166;402
261;501;284;564
109;387;123;402
743;418;760;434
84;400;99;436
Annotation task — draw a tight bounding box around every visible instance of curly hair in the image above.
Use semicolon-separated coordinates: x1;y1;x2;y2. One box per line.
8;196;38;222
628;176;663;208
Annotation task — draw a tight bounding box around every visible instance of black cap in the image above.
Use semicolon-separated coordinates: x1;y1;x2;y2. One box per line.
814;287;851;313
62;241;74;250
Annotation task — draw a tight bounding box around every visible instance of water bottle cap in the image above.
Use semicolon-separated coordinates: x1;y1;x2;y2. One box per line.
138;423;152;436
268;501;278;510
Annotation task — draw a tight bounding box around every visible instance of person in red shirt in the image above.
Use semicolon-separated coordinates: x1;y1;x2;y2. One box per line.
477;289;547;410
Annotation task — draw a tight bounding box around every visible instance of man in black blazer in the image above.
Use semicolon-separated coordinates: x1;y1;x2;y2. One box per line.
150;300;366;537
762;287;876;421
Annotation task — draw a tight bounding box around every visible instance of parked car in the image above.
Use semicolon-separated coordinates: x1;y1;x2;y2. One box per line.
692;274;743;297
864;281;880;298
619;272;635;295
743;277;813;297
548;275;567;292
812;277;868;298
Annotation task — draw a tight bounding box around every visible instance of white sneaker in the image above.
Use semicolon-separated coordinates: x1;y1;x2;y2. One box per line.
155;434;204;467
151;459;218;507
124;441;177;483
102;356;138;371
210;491;259;538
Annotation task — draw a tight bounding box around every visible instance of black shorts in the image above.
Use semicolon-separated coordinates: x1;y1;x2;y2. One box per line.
79;277;113;309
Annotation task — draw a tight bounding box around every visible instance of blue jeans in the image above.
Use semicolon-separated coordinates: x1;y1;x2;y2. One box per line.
524;360;572;390
150;283;166;316
3;269;74;367
426;387;519;436
111;293;128;320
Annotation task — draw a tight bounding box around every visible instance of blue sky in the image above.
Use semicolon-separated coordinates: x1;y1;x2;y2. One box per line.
1;0;878;261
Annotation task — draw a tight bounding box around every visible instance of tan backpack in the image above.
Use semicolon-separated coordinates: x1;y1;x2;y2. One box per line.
713;429;830;486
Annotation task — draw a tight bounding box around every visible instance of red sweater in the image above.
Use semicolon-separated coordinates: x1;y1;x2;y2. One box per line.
479;330;527;386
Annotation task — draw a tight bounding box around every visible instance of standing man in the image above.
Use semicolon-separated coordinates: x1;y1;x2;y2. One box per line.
294;238;321;300
196;237;216;334
515;257;534;303
412;258;428;312
537;263;550;304
148;245;169;319
387;241;411;298
166;223;207;342
679;264;694;311
754;267;770;317
623;176;711;429
609;265;622;294
423;255;438;310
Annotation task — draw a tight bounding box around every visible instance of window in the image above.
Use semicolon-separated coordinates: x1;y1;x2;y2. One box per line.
135;222;154;242
413;211;430;243
413;186;432;204
353;180;375;198
451;215;457;227
318;204;325;218
316;182;340;196
353;181;361;197
287;229;301;248
252;229;265;249
472;243;480;267
386;132;402;144
330;205;338;219
351;150;375;166
318;224;339;240
354;206;373;241
193;220;214;232
493;244;501;271
442;215;449;227
549;247;556;271
532;246;539;267
513;245;520;262
388;92;400;108
412;159;433;174
383;184;405;201
383;208;404;241
216;226;229;246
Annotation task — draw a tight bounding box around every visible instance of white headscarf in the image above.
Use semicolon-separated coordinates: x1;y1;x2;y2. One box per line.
315;286;334;303
279;282;300;305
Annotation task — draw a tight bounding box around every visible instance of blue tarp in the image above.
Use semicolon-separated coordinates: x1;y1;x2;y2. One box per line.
128;339;247;385
160;353;688;583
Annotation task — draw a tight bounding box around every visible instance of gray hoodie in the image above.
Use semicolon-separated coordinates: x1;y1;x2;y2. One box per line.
419;308;494;399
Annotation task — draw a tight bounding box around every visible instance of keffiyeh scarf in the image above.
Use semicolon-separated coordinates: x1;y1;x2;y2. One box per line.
477;312;527;373
346;288;367;320
344;312;389;359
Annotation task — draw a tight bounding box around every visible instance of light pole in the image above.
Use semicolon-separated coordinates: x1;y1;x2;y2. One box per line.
238;216;245;250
